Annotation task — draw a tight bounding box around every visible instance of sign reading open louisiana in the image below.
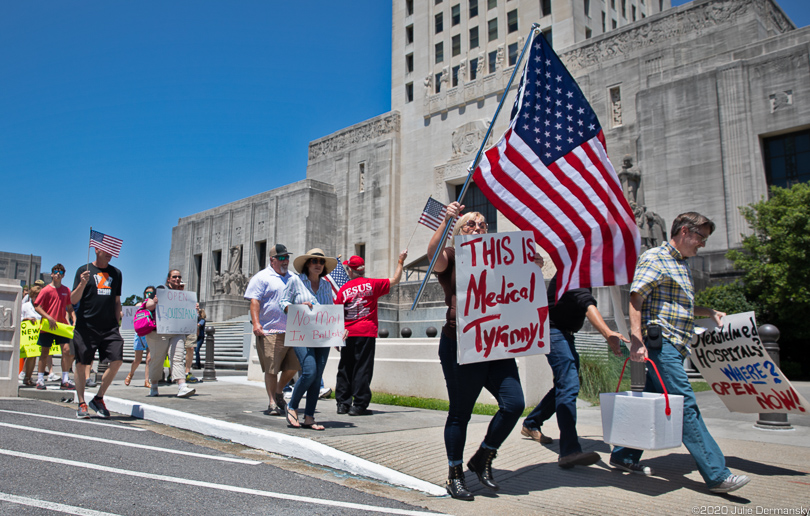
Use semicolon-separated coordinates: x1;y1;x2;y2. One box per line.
693;311;809;414
155;288;198;335
455;230;549;365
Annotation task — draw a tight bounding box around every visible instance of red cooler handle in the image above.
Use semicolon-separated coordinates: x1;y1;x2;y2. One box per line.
616;357;672;416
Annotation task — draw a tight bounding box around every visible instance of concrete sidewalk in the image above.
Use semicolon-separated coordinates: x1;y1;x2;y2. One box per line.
19;374;810;515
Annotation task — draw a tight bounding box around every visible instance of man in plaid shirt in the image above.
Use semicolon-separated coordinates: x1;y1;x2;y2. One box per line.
609;212;751;495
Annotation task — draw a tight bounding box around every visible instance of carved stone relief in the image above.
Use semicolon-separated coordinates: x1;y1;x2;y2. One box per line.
610;86;623;127
451;119;491;158
308;113;400;161
212;245;249;297
769;90;794;113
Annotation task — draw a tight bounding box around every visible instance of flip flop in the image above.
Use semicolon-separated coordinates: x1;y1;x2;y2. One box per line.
124;374;132;386
300;421;325;431
286;408;300;428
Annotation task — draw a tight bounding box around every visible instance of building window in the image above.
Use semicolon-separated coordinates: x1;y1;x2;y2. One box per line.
355;243;366;262
632;5;636;21
405;82;414;103
435;12;444;33
452;34;461;56
456;183;498;233
470;26;479;48
621;0;627;18
436;41;444;63
541;0;551;17
469;0;478;18
452;65;460;87
194;253;203;291
406;24;414;44
359;163;365;192
612;19;617;29
470;57;478;80
602;12;606;32
763;129;810;189
488;50;497;73
436;0;442;4
507;9;518;33
488;18;498;41
508;42;518;66
452;4;461;25
584;0;590;16
585;27;592;39
436;72;443;93
406;0;414;16
406;53;414;73
542;27;553;48
488;0;497;10
212;250;222;274
609;86;622;127
611;0;616;9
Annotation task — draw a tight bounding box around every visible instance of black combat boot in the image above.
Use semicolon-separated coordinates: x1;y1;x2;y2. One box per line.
446;464;474;500
467;446;500;491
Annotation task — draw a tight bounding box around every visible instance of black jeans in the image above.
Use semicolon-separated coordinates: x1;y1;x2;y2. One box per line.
438;332;525;465
335;336;376;409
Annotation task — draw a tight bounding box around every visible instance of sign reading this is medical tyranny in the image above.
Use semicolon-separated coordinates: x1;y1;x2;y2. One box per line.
456;230;549;365
693;311;809;414
156;289;198;335
285;305;345;348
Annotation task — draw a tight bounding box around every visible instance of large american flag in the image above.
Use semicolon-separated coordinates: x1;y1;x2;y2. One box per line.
418;197;447;231
472;32;639;300
326;258;351;301
89;230;123;258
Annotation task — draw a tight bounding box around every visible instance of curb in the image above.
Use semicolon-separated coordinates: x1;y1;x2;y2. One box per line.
97;396;446;497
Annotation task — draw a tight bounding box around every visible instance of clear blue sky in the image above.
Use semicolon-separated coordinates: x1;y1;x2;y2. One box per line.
1;1;806;301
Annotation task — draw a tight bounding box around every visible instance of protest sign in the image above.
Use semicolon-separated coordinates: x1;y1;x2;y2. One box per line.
455;230;549;364
40;319;74;339
285;304;345;348
19;320;59;358
155;288;198;335
693;311;809;414
121;305;138;331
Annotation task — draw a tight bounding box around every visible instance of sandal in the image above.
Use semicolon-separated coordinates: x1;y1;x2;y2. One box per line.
124;374;132;386
144;378;151;388
300;421;325;431
286;408;300;428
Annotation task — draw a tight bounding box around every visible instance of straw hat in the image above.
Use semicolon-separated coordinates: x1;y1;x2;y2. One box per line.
293;248;338;274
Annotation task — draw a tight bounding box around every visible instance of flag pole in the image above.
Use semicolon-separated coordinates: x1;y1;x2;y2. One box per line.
411;25;540;311
404;221;420;253
86;227;92;272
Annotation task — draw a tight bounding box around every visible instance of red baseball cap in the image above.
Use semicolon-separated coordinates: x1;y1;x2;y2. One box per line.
343;256;365;270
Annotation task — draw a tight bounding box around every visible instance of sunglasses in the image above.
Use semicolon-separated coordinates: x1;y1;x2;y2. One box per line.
274;255;290;262
171;275;182;279
52;269;65;275
309;258;326;265
464;220;488;230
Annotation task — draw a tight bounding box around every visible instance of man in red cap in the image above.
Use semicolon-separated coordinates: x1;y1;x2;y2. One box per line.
335;251;407;416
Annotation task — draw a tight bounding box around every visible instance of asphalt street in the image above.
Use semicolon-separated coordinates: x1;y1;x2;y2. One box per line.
0;398;444;516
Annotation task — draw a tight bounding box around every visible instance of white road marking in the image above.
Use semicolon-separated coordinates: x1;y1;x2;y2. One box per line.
0;408;146;431
0;422;260;465
0;449;448;516
0;492;121;516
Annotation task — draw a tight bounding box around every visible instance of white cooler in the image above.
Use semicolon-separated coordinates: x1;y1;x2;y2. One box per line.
600;390;684;450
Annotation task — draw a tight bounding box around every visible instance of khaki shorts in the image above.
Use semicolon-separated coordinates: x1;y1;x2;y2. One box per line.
256;333;300;374
185;334;197;349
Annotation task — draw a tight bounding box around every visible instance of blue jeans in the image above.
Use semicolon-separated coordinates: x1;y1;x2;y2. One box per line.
438;332;525;465
290;346;330;418
610;341;731;487
194;337;204;366
523;328;582;457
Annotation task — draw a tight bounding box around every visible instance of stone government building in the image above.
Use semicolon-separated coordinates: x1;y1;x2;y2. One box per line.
171;0;809;332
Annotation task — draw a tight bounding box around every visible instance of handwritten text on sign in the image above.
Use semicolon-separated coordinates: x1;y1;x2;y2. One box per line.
156;289;198;335
285;304;345;348
19;320;59;358
121;305;138;331
456;230;549;364
693;311;809;414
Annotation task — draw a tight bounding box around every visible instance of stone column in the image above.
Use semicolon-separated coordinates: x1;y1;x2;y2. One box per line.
0;279;22;397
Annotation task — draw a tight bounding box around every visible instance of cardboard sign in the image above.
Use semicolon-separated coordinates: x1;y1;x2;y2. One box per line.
455;230;549;364
155;288;198;335
40;319;74;339
121;305;138;330
19;320;60;358
284;304;345;348
693;311;809;414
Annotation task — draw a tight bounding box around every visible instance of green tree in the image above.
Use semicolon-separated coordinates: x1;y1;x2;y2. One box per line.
123;294;143;306
695;282;760;320
727;183;810;375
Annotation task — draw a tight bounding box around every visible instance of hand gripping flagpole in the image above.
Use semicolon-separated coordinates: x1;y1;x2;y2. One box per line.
411;24;541;311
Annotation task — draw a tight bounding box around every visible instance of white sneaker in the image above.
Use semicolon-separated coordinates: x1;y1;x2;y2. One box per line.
47;373;60;382
18;371;25;380
319;387;332;399
709;474;750;494
177;385;196;398
148;386;159;397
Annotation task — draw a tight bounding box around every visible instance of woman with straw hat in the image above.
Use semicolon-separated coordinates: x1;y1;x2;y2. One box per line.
279;248;339;430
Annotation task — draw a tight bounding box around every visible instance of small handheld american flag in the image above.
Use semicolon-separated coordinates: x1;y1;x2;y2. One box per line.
89;229;123;258
419;197;455;232
326;257;351;301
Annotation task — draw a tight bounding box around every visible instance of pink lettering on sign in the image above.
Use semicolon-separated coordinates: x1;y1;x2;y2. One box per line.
462;306;548;358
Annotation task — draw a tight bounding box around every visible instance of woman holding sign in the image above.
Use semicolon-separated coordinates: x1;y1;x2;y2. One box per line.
427;201;534;500
279;248;339;431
